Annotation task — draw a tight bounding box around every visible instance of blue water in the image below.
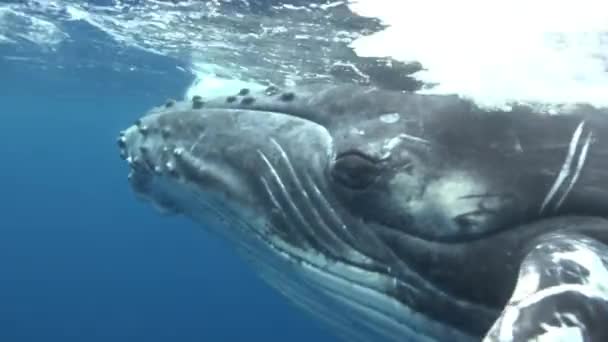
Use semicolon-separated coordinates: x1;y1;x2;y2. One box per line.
0;21;337;342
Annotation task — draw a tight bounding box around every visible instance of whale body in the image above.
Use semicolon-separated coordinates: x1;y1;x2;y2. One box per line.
117;84;608;341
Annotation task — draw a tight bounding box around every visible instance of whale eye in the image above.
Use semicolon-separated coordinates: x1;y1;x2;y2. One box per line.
331;151;381;190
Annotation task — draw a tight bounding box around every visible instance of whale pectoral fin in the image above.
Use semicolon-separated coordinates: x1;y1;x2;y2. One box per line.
483;231;608;342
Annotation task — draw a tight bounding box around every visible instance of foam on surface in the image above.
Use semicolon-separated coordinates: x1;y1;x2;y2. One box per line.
348;0;608;108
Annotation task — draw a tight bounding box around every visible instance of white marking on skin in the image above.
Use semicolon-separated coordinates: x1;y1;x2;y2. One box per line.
511;284;608;323
189;132;205;153
381;135;405;158
554;132;592;209
540;121;585;213
384;136;403;151
560;313;582;328
490;283;603;342
510;263;541;302
513;133;523;153
486;240;607;342
552;243;608;293
495;307;518;342
379;112;400;124
380;133;431;158
518;248;608;308
398;133;430;145
430;173;488;228
350;127;365;135
536;326;585;342
406;171;491;234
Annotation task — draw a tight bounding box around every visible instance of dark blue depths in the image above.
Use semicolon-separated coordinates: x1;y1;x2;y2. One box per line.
0;44;338;341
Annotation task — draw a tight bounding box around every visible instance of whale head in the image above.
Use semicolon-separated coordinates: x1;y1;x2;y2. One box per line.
118;84;582;341
118;84;510;241
123;86;414;233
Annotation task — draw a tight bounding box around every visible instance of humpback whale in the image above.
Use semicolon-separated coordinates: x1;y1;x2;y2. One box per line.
117;84;608;341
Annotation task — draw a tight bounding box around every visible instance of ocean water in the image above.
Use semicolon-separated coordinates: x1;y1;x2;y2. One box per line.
1;1;607;341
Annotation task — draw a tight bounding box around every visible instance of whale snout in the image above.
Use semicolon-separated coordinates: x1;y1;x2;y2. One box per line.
117;105;334;219
117;118;177;198
117;109;244;212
